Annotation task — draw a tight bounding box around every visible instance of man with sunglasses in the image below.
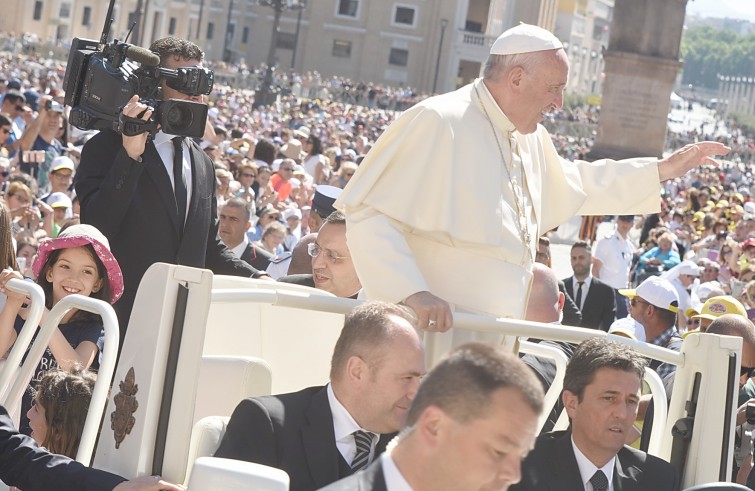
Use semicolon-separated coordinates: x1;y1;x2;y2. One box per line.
75;36;265;346
620;276;682;393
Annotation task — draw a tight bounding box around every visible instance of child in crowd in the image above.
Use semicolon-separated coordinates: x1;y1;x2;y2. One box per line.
27;366;96;457
0;223;123;435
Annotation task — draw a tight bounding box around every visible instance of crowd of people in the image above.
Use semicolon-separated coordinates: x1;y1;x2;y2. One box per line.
0;20;751;490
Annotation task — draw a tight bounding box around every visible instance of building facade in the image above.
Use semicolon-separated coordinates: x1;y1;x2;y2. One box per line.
1;0;564;94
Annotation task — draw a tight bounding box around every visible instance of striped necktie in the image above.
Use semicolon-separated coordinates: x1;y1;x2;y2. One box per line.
350;430;374;471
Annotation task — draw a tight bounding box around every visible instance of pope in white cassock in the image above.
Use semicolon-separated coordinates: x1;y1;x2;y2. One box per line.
336;23;729;363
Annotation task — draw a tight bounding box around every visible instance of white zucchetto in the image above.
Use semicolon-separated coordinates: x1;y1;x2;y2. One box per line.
490;23;563;56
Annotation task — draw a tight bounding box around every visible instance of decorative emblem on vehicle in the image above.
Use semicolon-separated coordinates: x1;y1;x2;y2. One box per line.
111;367;139;449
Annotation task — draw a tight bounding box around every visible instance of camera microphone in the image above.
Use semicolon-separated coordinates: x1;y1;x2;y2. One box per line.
125;46;160;67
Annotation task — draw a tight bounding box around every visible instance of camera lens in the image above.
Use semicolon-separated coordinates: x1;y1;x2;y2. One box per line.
165;103;194;132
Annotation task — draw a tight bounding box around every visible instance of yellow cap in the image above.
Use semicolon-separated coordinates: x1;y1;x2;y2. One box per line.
691;295;748;321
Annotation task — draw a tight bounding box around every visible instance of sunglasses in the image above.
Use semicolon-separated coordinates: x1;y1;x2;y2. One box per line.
15;105;23;111
630;298;649;307
280;167;294;172
241;173;256;178
0;128;9;135
345;172;354;177
742;366;755;378
0;171;8;177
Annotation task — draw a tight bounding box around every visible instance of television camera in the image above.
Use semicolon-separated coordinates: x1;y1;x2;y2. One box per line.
63;0;213;138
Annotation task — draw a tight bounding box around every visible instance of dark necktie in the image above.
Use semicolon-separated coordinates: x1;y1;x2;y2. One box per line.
590;469;609;491
172;136;187;230
351;430;374;471
575;281;584;310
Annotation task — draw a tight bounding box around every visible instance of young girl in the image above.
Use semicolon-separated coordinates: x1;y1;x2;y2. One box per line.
0;223;123;435
27;366;96;457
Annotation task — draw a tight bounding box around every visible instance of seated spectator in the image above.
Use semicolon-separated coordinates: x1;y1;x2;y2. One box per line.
254;221;286;255
214;301;425;491
512;337;678;490
247;205;280;242
636;232;680;279
324;343;544;491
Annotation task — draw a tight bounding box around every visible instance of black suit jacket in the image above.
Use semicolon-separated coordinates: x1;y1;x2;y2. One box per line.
563;276;616;331
0;405;125;490
214;386;395;491
75;129;257;341
319;459;387;491
240;242;273;271
511;430;678;491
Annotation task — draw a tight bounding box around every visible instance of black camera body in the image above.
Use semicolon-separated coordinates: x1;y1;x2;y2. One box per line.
63;9;213;139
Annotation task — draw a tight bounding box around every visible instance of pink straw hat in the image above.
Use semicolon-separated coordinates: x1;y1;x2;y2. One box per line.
32;224;124;303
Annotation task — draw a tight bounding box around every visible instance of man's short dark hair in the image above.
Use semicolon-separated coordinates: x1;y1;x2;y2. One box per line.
324;210;345;226
0;114;11;127
406;343;544;426
563;337;646;401
222;197;251;223
330;301;417;381
571;240;591;255
618;215;634;222
150;37;204;63
3;90;25;105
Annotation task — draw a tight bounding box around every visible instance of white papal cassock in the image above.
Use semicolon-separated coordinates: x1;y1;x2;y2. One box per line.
337;79;661;364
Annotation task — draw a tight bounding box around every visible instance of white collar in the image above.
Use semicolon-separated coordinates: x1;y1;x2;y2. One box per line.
153;129;179;146
327;383;364;444
229;234;250;259
574;276;593;288
380;450;414;491
571;435;615;490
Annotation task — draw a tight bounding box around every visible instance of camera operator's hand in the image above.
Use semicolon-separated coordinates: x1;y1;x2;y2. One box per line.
736;398;755;426
121;95;154;161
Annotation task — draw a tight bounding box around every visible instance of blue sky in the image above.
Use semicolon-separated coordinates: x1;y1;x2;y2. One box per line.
686;0;755;22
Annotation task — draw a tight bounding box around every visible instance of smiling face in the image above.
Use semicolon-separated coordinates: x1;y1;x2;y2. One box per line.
350;320;425;433
506;49;569;134
564;367;641;467
45;247;103;305
311;222;361;297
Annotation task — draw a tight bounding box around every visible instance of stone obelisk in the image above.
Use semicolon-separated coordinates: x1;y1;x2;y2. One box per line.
587;0;688;160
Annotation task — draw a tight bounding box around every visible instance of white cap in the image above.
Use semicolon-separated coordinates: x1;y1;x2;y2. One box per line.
490;23;563;56
284;208;302;220
619;276;680;313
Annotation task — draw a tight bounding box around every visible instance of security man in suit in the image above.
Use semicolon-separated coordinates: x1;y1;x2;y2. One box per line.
321;343;544;491
563;240;616;331
512;337;678;491
218;197;273;271
214;301;425;491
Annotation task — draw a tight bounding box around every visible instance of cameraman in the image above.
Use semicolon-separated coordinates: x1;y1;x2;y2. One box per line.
75;37;266;345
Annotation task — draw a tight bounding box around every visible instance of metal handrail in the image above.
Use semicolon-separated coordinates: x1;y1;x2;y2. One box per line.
210;288;685;367
0;278;46;404
3;293;119;465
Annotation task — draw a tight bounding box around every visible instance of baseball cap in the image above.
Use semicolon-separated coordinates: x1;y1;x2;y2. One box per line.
691;295;748;321
48;192;72;209
51;155;75;174
619;276;679;313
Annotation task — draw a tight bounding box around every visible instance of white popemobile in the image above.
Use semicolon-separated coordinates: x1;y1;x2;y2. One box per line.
0;262;746;490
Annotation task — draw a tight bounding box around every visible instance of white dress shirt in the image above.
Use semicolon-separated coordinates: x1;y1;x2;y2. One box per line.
228;234;250;260
153;130;193;222
571;275;593;311
572;436;615;491
327;384;377;465
380;448;413;491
